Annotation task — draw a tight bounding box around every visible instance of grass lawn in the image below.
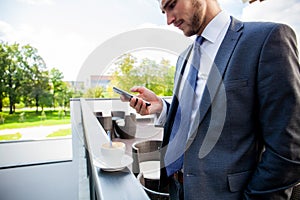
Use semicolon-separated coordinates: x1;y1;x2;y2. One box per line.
47;128;71;138
0;109;71;141
0;132;22;141
0;110;70;130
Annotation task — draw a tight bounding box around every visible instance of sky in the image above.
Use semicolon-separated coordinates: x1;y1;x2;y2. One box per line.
0;0;300;81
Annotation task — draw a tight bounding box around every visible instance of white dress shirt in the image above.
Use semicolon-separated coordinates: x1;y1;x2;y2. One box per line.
156;11;231;126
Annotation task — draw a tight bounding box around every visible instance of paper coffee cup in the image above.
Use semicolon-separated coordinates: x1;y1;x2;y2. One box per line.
100;141;125;167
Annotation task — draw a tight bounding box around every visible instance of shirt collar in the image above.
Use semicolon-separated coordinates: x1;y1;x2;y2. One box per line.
201;11;231;44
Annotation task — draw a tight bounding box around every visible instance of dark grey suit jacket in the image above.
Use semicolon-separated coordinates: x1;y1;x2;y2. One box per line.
160;17;300;199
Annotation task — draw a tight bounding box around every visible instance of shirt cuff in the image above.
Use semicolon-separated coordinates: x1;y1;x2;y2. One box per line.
154;99;167;127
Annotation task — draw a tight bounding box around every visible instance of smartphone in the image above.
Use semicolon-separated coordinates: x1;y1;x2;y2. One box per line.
113;86;151;106
113;87;133;101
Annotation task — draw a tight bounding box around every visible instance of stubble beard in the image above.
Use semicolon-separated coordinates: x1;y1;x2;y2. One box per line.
183;0;202;37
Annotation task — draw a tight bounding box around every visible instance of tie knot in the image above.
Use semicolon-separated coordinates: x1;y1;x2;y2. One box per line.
195;36;204;45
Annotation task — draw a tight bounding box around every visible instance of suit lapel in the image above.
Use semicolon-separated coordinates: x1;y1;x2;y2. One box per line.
198;17;244;125
186;18;244;155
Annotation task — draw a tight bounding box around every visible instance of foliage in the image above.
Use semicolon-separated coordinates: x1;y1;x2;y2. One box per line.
0;42;23;114
40;110;47;120
1;42;175;112
19;112;25;122
0;112;7;124
18;44;50;113
56;81;74;108
0;43;53;113
110;54;137;92
109;53;175;96
0;42;75;114
50;68;70;108
83;86;105;98
58;109;66;119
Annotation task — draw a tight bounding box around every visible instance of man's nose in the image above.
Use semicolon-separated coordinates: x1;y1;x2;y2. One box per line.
166;12;175;25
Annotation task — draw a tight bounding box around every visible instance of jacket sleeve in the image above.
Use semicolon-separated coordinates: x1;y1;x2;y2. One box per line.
244;23;300;199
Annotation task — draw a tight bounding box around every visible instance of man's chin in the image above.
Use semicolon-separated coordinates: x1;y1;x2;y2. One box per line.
183;30;194;37
180;27;196;37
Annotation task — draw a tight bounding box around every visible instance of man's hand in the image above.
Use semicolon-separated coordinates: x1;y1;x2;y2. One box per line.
127;86;163;116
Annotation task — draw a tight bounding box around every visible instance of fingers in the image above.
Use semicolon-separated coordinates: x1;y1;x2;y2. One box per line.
130;97;142;112
134;98;138;107
130;97;149;115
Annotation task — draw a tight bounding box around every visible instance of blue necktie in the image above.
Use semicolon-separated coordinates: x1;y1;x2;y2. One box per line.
165;36;204;176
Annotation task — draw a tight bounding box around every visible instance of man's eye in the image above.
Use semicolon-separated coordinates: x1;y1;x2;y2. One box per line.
169;1;176;9
162;0;177;13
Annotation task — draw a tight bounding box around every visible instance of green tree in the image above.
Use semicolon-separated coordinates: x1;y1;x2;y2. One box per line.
83;86;104;98
49;68;64;108
157;58;175;96
0;42;54;113
19;45;50;113
3;43;24;114
110;53;175;97
28;71;51;112
110;54;137;91
56;81;74;109
71;87;84;98
0;42;9;112
0;42;74;113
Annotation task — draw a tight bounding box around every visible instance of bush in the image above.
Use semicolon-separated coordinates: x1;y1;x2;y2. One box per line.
40;111;47;120
19;112;26;122
0;112;9;124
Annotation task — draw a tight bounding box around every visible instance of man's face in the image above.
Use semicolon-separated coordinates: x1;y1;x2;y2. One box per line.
160;0;206;36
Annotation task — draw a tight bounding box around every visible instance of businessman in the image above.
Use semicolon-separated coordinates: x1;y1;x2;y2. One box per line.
127;0;300;199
